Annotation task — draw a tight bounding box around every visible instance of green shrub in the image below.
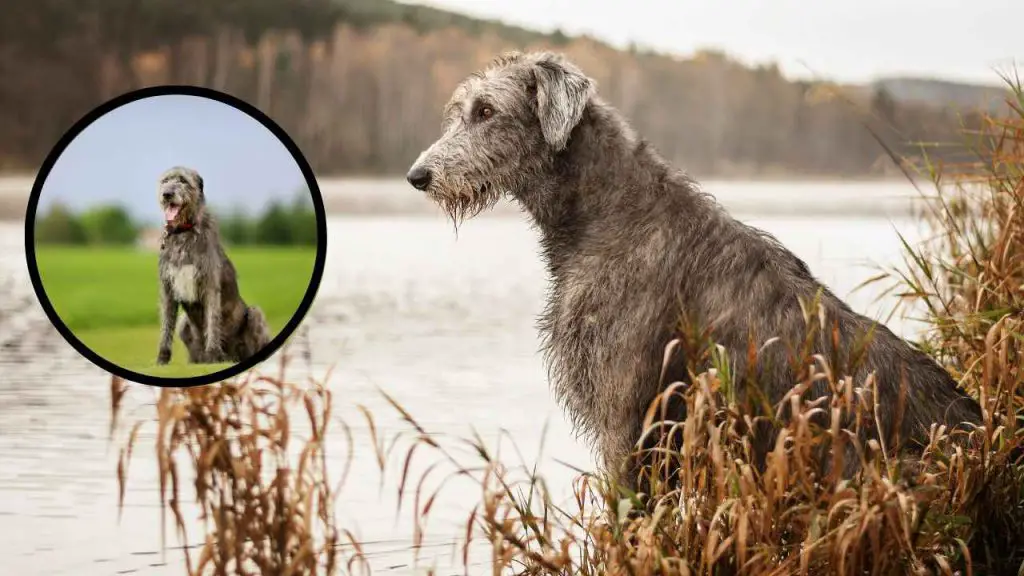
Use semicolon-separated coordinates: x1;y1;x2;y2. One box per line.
254;201;295;245
35;202;87;245
287;190;318;246
220;207;257;246
79;205;138;245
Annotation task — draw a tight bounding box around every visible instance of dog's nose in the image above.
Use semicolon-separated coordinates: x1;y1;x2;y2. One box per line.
406;166;432;191
162;191;173;200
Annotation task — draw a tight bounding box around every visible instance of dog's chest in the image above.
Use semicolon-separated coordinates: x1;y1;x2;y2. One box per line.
545;250;665;362
546;259;618;347
160;236;206;303
166;264;199;302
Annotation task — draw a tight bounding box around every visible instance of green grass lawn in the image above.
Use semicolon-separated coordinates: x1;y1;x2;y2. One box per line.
35;245;317;379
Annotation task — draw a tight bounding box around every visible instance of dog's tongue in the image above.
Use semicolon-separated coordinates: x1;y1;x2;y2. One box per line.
164;206;180;223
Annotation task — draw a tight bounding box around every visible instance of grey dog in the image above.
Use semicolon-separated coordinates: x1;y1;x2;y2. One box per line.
155;166;271;366
406;51;983;483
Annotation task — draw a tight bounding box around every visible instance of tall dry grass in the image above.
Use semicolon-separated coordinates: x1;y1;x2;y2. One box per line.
380;79;1024;575
110;354;368;576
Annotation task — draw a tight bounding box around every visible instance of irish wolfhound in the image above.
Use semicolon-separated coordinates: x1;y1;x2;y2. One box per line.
406;52;983;484
155;166;271;366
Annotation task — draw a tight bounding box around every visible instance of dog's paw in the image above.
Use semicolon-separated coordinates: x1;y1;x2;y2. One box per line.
156;351;171;365
204;346;224;363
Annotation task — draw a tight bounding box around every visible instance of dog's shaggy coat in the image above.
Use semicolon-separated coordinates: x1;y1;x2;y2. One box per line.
156;166;271;366
407;52;983;483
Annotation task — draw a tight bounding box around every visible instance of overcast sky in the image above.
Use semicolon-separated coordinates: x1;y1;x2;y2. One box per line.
39;94;309;225
412;0;1021;85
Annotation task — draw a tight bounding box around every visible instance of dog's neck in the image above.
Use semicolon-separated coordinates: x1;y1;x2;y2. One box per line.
165;221;194;235
519;101;709;258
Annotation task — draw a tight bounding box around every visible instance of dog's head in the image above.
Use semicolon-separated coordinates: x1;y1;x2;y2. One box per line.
158;166;205;227
406;51;596;223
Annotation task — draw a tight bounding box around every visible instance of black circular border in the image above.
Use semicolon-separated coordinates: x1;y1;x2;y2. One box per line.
24;85;327;388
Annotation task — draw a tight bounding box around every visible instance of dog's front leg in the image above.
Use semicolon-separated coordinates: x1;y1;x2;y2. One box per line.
157;280;178;364
203;275;223;362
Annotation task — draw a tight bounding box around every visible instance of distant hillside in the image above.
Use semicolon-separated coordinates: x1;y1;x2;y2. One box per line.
370;1;1011;115
340;0;561;43
870;77;1011;114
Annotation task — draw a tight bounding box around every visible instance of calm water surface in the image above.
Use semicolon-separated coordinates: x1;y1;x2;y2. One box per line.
0;178;930;574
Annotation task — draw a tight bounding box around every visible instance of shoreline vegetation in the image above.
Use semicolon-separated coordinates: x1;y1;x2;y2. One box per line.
3;1;1011;180
109;78;1024;574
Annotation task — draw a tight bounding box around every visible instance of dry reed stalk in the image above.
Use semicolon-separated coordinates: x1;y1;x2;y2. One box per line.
110;353;367;576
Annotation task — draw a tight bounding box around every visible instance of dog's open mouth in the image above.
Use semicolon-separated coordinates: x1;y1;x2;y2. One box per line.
164;204;181;223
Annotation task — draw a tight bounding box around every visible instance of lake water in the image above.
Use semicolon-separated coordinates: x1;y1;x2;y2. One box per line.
0;177;934;574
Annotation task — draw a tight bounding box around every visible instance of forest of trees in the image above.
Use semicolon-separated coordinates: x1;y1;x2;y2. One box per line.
36;193;318;246
2;0;994;178
35;204;139;246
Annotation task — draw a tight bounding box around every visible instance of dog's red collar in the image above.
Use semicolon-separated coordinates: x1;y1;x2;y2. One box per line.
165;222;194;235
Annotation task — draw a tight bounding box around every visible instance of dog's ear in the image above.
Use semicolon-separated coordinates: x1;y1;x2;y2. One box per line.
531;54;595;152
194;172;205;202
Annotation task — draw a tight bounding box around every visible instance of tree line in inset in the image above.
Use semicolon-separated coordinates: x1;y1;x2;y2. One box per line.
1;0;999;177
35;193;317;247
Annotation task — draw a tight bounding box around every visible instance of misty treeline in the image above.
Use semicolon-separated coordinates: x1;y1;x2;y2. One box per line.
3;0;987;177
35;194;317;247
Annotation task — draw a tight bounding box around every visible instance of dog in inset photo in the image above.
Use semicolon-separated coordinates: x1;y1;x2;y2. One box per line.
155;166;271;365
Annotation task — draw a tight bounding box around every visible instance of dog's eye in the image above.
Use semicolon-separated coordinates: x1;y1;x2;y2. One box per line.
478;106;494;121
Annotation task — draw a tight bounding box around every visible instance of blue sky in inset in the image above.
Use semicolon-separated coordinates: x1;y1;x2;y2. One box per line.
38;94;311;225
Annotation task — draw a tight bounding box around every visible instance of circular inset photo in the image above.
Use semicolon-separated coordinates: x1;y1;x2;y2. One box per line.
25;86;326;387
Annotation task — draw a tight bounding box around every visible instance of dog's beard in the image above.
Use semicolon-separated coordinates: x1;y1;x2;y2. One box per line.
426;173;503;229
